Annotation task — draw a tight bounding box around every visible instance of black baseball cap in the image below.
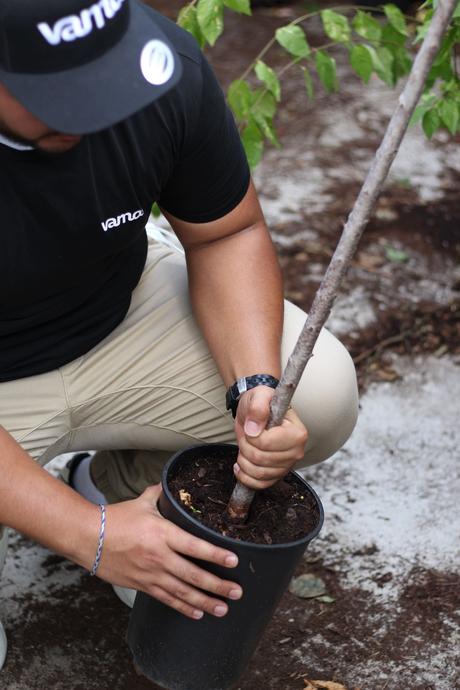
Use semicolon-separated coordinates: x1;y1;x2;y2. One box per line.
0;0;182;134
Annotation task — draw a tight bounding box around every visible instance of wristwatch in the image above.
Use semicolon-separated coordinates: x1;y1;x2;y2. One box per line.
225;374;279;418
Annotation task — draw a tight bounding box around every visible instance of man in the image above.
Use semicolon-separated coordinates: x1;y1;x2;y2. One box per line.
0;0;358;666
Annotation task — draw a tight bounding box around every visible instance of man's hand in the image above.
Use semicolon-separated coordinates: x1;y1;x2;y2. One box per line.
0;428;241;622
233;386;308;490
97;485;242;620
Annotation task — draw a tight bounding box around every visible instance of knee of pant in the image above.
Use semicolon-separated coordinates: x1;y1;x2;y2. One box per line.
291;332;359;468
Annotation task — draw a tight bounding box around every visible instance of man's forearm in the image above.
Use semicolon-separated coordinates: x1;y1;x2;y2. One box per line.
0;426;98;570
164;180;284;388
185;220;283;387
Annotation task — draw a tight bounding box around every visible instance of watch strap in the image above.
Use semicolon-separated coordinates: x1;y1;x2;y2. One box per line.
225;374;279;418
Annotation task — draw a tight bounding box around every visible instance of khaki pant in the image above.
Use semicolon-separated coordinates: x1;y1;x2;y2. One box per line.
0;238;359;503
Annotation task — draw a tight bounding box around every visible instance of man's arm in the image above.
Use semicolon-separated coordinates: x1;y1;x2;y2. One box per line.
162;179;308;490
0;426;99;565
0;426;241;619
164;180;283;384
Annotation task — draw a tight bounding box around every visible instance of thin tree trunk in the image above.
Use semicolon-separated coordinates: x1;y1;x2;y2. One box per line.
227;0;457;522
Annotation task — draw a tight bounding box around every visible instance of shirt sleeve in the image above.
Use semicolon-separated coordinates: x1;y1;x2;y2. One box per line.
158;55;251;223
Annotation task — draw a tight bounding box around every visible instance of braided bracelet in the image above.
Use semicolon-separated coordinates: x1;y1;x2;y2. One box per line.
90;504;106;577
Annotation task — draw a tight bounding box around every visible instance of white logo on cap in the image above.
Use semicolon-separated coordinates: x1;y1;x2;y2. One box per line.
37;0;125;45
140;40;175;86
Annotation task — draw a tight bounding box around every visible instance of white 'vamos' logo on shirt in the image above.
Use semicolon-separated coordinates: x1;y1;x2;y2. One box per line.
101;209;144;232
37;0;125;45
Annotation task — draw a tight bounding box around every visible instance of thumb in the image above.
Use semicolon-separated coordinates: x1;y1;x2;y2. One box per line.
239;387;274;438
140;483;162;507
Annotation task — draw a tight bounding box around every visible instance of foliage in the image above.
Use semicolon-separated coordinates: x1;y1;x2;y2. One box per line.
176;0;460;166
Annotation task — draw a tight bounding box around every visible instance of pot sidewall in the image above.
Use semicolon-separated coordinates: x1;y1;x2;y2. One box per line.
128;443;324;690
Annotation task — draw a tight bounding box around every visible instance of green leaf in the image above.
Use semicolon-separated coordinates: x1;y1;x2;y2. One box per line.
321;9;351;43
177;5;205;47
393;46;412;80
301;66;315;99
315;50;338;93
196;0;224;46
224;0;251;15
381;22;407;48
254;60;281;102
433;28;457;68
422;108;441;138
426;57;454;90
275;24;310;58
379;25;410;84
453;1;460;18
151;202;161;219
250;89;280;147
368;45;395;86
415;10;432;43
251;112;280;148
439;98;459;134
383;3;408;36
251;89;277;118
409;94;436;126
227;79;252;119
352;10;382;42
241;120;264;168
350;44;373;83
385;245;409;263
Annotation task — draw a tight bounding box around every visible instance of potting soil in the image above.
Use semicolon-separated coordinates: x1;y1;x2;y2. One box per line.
168;449;320;544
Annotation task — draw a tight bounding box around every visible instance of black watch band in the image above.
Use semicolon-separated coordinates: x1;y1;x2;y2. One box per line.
225;374;279;418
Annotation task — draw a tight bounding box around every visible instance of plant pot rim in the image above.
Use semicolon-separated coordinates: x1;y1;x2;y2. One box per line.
161;442;324;551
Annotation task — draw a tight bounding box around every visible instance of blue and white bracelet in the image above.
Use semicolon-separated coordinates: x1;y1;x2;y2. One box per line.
90;504;106;577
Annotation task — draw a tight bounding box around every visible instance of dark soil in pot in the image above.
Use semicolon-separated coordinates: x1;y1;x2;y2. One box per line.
168;446;319;544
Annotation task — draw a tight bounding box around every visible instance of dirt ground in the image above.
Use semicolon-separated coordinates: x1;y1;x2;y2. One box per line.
1;2;459;690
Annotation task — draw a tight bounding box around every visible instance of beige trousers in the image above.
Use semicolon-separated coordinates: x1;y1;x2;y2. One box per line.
0;238;359;503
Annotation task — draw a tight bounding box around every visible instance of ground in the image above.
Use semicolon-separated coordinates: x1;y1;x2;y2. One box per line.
1;2;459;690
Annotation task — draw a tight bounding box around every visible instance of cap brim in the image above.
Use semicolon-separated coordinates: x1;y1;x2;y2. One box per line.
0;1;182;135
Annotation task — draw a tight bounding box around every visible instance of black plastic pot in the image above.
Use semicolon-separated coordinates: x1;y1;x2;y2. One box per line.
127;443;324;690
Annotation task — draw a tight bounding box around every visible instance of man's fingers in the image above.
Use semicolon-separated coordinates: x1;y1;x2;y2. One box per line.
234;454;288;481
139;484;162;511
160;568;239;618
237;386;274;437
169;552;242;601
238;442;304;469
242;416;308;453
152;570;238;619
148;583;205;620
166;523;238;569
158;536;243;619
233;464;275;491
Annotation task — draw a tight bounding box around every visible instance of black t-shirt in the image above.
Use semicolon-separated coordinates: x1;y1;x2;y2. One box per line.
0;8;250;382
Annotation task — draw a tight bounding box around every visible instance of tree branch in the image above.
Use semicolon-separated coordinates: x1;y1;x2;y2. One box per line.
226;0;458;523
